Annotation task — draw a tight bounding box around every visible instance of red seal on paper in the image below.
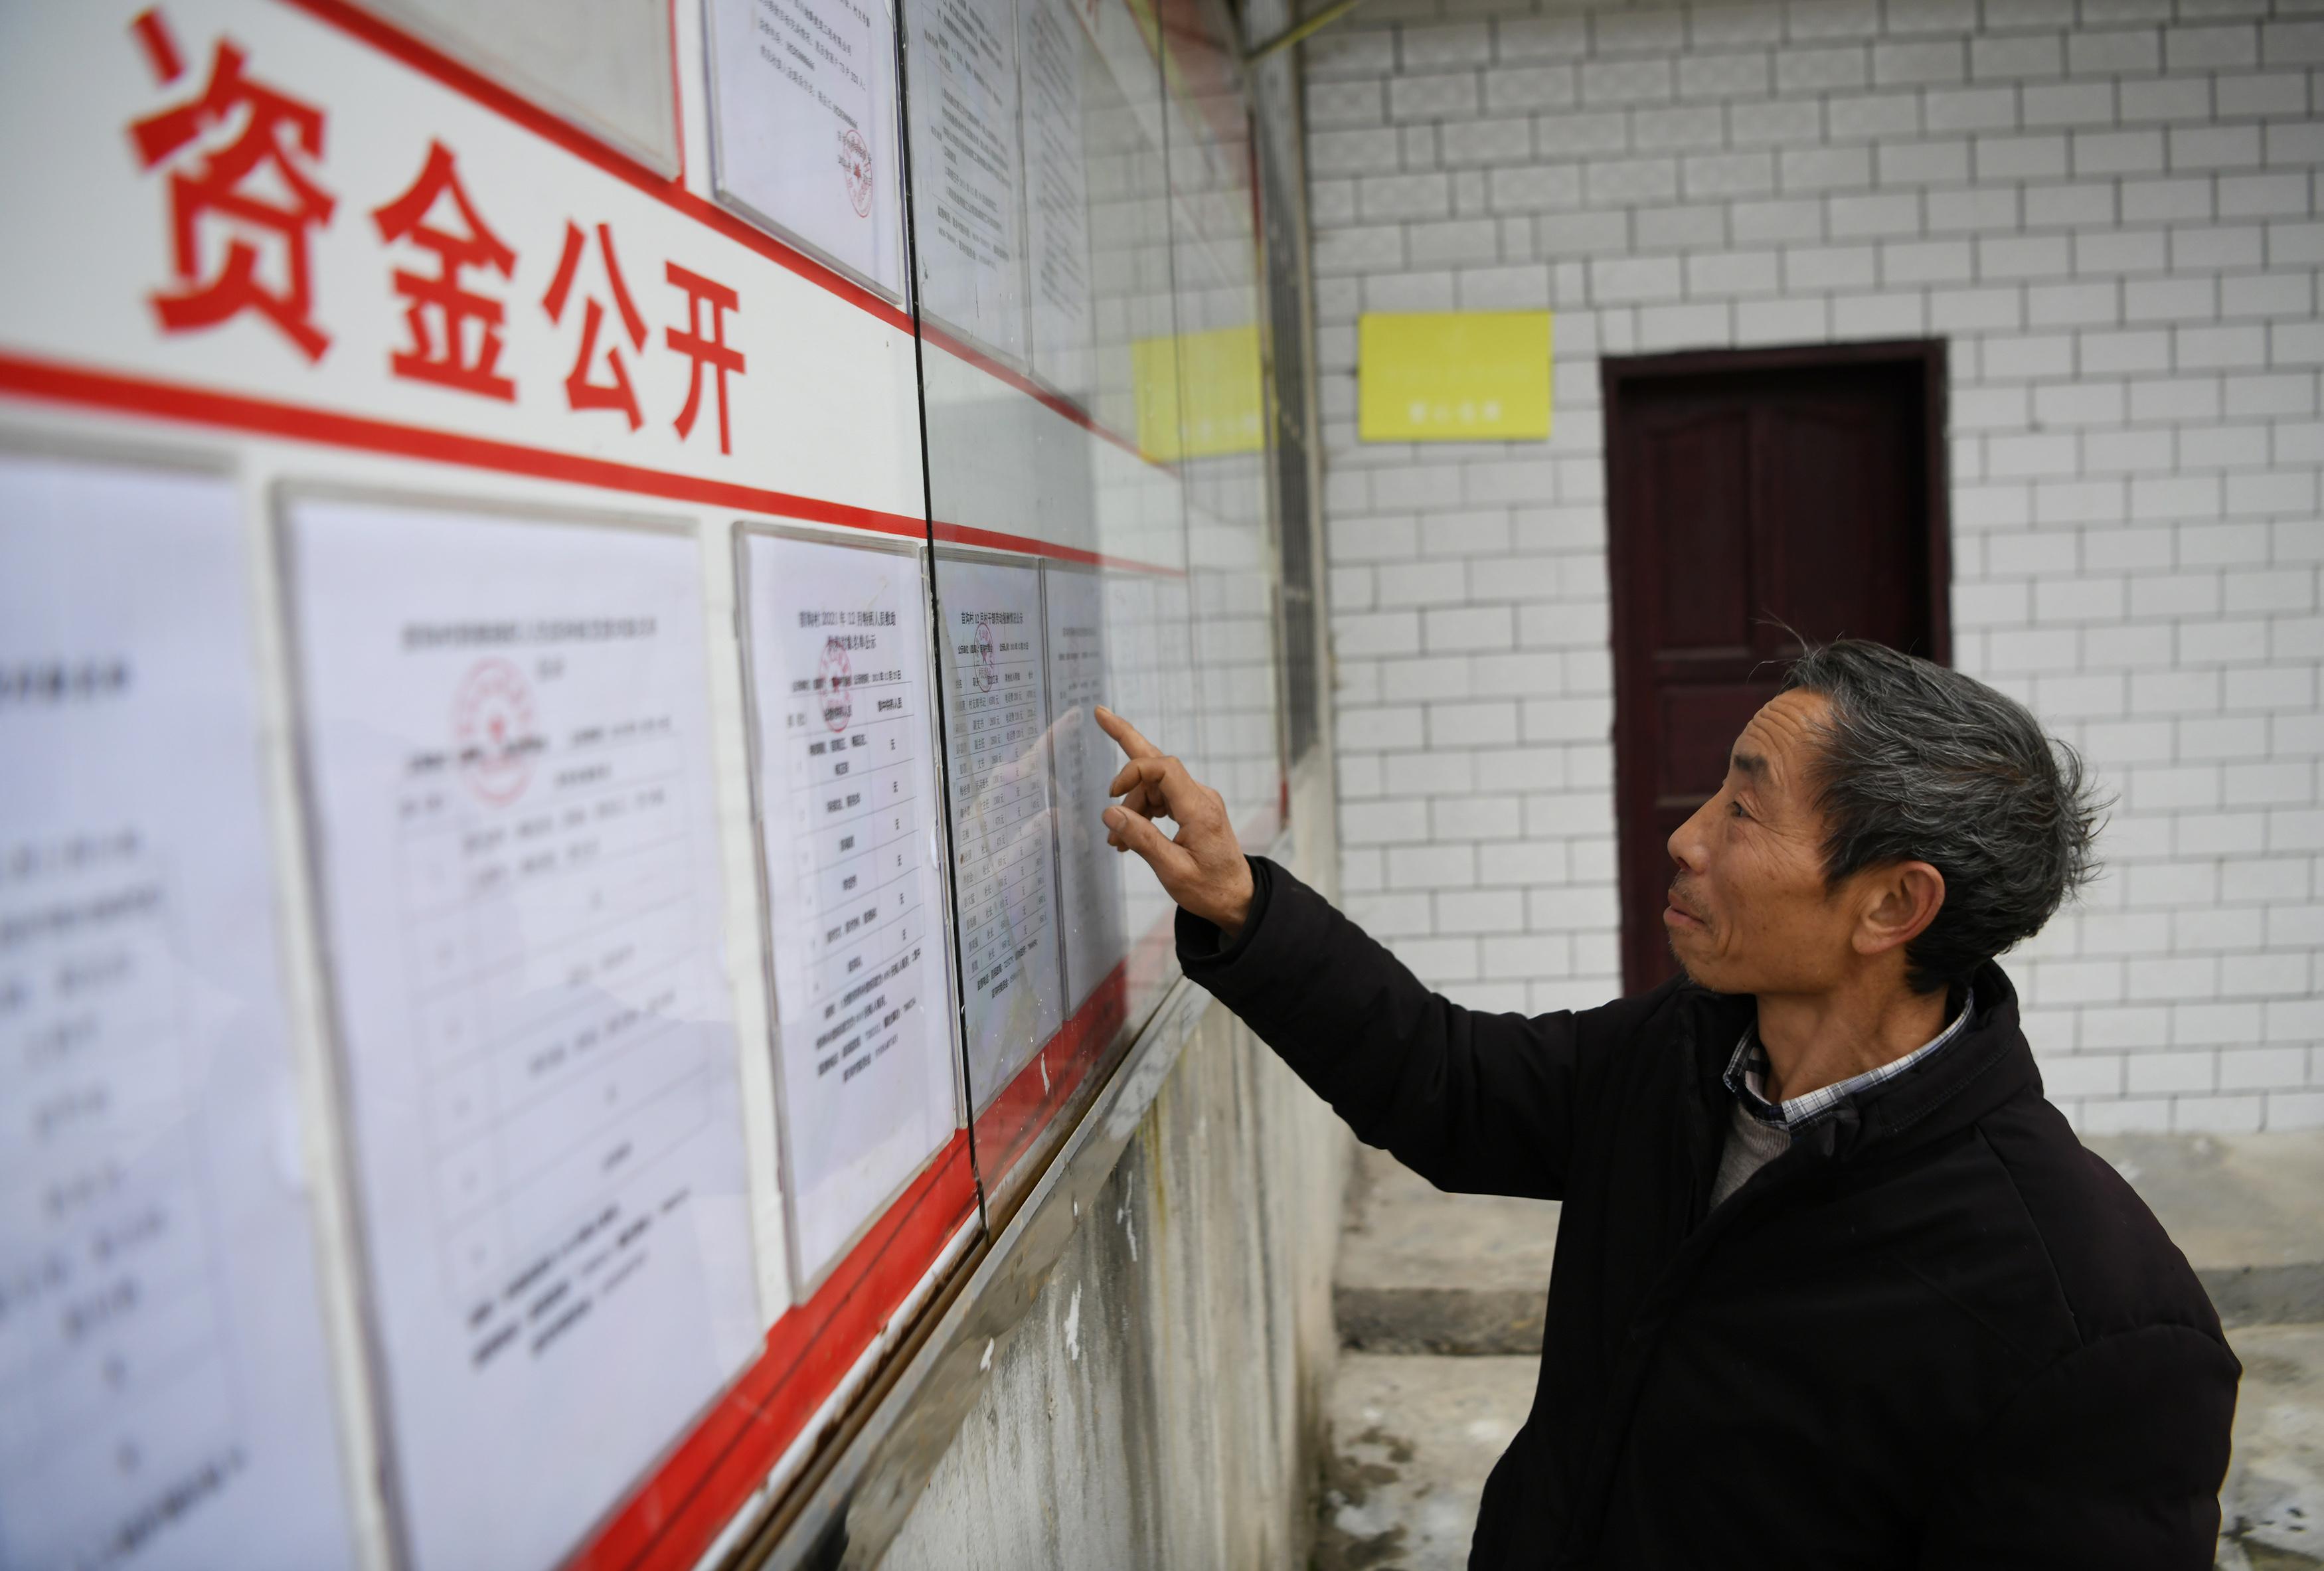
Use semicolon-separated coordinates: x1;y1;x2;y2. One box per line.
840;127;874;218
452;657;535;806
970;622;998;693
817;636;853;733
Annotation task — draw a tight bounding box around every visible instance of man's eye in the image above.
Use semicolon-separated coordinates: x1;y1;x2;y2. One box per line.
1728;799;1749;820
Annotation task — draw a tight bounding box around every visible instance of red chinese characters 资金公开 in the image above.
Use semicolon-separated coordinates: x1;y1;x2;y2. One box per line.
122;9;748;450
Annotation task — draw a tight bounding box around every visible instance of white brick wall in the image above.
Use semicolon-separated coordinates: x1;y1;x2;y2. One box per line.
1304;0;2324;1132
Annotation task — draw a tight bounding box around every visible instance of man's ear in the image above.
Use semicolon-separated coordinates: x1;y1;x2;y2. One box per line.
1853;861;1945;959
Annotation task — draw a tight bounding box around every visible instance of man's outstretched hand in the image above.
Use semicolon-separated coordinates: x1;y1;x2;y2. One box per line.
1094;706;1255;938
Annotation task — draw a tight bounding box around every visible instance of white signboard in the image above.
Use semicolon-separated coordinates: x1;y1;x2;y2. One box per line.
0;451;356;1570
739;529;957;1289
282;495;758;1571
905;0;1029;361
706;0;908;299
1040;564;1124;1014
935;554;1062;1099
1019;0;1096;400
0;1;926;535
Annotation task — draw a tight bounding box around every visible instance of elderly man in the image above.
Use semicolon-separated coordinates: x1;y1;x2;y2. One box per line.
1094;639;2238;1570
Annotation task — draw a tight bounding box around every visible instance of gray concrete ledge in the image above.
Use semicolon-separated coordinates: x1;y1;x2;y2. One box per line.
1337;1265;2324;1353
2094;1132;2324;1333
1335;1145;1558;1297
2204;1266;2324;1331
2086;1133;2324;1276
1334;1286;1544;1356
1333;1134;2324;1352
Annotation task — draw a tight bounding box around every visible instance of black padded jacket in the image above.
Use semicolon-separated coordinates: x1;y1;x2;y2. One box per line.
1180;858;2240;1571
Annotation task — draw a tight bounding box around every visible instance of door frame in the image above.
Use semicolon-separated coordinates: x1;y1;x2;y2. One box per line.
1598;339;1951;995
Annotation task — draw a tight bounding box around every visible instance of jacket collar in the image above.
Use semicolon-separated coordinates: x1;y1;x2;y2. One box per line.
1724;985;1977;1133
1679;960;2040;1166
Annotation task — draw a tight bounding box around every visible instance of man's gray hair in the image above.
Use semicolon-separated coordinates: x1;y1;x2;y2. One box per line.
1780;639;2104;995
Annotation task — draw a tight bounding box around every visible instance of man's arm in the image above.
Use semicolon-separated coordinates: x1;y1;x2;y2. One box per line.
1094;708;1608;1200
1915;1325;2240;1570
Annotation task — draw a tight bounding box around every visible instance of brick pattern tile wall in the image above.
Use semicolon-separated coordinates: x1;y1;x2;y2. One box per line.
1303;0;2324;1132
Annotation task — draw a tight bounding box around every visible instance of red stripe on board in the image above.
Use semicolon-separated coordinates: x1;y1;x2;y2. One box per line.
277;0;914;336
973;964;1132;1187
919;324;1150;469
0;351;926;538
930;519;1187;577
569;1137;979;1571
0;353;1188;570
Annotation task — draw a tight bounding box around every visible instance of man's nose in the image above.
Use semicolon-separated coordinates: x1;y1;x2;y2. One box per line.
1667;799;1712;872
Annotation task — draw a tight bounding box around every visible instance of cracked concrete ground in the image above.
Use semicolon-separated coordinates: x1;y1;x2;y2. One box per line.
1313;1355;1534;1571
1316;1328;2324;1571
2219;1323;2324;1570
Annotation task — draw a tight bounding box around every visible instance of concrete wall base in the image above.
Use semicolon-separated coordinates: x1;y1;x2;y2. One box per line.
878;1009;1350;1570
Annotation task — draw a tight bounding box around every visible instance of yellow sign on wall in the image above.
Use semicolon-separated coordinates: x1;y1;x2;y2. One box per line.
1131;323;1266;463
1359;311;1553;442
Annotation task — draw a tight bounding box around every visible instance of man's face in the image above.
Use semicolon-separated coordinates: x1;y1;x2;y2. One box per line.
1663;689;1857;997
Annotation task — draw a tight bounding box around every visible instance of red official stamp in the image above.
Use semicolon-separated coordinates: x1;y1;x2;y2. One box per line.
452;657;535;805
970;622;997;693
816;636;853;733
840;127;874;218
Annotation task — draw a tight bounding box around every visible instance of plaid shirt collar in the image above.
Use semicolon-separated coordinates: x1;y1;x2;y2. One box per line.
1724;989;1976;1133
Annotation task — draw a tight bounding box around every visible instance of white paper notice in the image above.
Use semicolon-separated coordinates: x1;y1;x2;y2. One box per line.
740;532;957;1289
1019;0;1096;398
906;0;1029;360
284;497;757;1571
1040;564;1124;1015
0;454;355;1570
707;0;906;297
935;556;1062;1100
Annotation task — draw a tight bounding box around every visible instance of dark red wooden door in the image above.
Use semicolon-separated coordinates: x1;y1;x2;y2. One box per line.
1602;343;1949;995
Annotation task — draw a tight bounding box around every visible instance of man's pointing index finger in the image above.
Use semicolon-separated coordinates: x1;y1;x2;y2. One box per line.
1094;705;1161;760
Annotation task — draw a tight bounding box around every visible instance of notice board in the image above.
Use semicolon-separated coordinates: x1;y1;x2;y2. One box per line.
0;0;1283;1561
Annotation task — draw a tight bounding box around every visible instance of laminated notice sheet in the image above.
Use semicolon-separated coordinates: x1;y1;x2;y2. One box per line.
935;554;1062;1100
706;0;907;298
0;452;355;1570
1040;564;1125;1015
282;495;758;1571
738;529;958;1289
1019;0;1096;398
905;0;1029;361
